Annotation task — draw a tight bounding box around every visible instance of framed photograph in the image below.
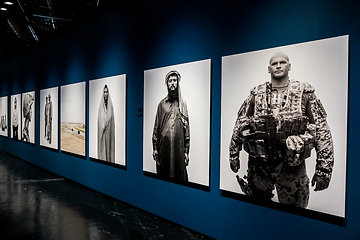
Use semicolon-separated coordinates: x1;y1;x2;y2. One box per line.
89;74;126;166
220;35;348;217
40;87;59;150
60;82;86;157
11;94;21;141
143;59;211;187
21;91;35;144
0;96;8;137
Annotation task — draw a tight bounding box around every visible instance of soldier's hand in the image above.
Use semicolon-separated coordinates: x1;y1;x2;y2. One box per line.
230;158;240;173
311;174;329;191
286;135;304;153
184;153;189;166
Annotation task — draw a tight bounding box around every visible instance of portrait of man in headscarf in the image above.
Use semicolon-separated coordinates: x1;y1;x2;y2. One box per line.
97;85;115;163
152;70;190;181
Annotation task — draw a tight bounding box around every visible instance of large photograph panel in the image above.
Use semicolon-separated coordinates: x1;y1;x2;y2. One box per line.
89;75;126;166
40;87;59;150
143;59;211;186
0;96;8;137
61;82;86;156
11;94;21;141
220;36;348;217
22;91;35;144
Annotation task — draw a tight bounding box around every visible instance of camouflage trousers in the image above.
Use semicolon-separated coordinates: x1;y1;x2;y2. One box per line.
247;157;310;208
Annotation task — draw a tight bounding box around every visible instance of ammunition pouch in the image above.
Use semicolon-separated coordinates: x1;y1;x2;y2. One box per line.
241;115;314;166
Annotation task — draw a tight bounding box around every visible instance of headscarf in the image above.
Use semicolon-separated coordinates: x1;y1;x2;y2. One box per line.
165;70;189;125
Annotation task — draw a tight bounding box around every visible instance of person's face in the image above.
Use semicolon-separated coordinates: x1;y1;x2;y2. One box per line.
268;55;291;79
167;75;178;92
103;88;109;101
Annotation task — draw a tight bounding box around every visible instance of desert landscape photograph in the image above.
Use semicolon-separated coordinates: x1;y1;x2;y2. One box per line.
61;82;86;156
61;122;85;156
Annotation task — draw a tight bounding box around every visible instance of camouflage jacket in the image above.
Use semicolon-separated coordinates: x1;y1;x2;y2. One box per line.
229;80;334;183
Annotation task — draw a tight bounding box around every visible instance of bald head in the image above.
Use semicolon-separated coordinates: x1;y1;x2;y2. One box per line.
269;52;289;65
268;51;291;84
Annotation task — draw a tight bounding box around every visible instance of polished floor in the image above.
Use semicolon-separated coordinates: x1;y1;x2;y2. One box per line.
0;151;212;240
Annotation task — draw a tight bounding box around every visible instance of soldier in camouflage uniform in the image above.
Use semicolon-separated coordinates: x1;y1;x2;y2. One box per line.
229;52;334;208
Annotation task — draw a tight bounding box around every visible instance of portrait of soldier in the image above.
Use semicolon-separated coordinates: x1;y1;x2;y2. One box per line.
12;97;19;140
152;70;190;181
44;94;53;144
22;93;34;142
97;85;115;163
229;51;334;208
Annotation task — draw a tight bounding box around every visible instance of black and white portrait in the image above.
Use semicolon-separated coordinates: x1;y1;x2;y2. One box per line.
220;36;348;217
40;87;59;150
143;59;211;186
89;75;126;166
45;95;53;143
11;94;21;140
22;91;35;144
0;96;8;137
152;70;190;181
61;82;86;156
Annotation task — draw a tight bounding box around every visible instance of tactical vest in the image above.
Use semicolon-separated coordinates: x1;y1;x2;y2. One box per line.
242;80;313;166
253;80;303;118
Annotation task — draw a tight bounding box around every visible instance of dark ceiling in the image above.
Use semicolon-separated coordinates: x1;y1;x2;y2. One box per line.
0;0;100;62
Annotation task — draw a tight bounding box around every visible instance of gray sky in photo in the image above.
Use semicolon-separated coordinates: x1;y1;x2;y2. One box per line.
61;82;86;124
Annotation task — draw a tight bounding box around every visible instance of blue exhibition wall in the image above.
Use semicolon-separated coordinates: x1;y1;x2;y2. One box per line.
0;0;359;239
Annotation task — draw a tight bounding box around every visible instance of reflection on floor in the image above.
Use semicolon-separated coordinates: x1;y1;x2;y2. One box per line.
0;151;211;240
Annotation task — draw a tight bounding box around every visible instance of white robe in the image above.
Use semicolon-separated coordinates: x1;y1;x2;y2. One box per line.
97;92;115;162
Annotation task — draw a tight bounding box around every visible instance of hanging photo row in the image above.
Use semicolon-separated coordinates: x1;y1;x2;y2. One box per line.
0;35;348;219
0;75;127;167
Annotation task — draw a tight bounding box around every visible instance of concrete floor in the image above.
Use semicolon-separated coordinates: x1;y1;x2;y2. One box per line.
0;151;212;240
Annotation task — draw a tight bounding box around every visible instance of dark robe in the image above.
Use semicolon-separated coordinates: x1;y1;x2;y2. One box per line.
152;96;190;181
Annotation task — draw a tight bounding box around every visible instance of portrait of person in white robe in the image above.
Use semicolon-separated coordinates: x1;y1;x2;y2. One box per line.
97;85;115;163
44;94;53;144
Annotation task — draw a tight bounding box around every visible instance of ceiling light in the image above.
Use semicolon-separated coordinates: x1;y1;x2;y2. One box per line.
28;25;38;41
4;2;13;5
1;8;7;11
